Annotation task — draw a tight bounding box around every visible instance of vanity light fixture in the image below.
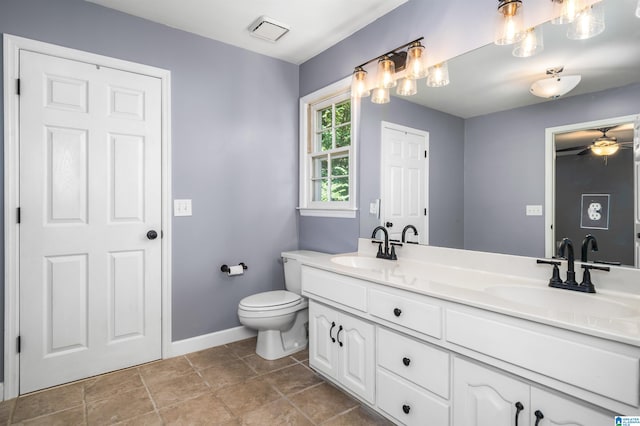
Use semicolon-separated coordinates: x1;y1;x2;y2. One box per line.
529;66;581;99
426;62;450;87
349;37;425;105
513;26;544;57
551;0;585;24
567;3;605;40
495;0;525;45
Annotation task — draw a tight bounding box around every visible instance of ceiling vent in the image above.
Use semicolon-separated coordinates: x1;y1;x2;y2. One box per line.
248;16;290;42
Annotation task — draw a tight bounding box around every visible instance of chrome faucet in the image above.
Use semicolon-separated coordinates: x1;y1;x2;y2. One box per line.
401;225;419;244
581;234;598;263
558;238;577;286
371;226;398;260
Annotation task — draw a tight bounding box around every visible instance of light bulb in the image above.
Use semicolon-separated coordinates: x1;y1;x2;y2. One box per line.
371;87;390;104
513;27;543;58
495;0;525;45
396;78;417;96
567;4;604;40
376;56;396;89
350;67;370;98
552;0;585;24
426;62;450;87
405;42;428;79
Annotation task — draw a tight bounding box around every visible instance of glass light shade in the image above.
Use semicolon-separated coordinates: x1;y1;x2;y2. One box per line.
405;42;428;79
351;67;370;98
551;0;585;24
495;0;525;45
376;56;397;89
426;62;450;87
567;4;605;40
396;78;417;96
636;0;640;18
513;27;544;58
529;74;581;99
371;87;390;104
591;143;619;156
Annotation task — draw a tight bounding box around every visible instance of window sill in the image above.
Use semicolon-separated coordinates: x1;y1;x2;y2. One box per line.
297;207;357;218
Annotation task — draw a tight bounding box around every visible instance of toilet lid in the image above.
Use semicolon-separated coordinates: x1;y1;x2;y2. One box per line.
239;290;302;311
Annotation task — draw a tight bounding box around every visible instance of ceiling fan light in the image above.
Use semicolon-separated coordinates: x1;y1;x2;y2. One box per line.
591;144;619;156
495;0;525;45
530;74;581;99
513;26;544;58
567;4;605;40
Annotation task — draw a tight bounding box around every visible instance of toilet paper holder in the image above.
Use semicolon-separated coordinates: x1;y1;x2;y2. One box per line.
220;263;248;273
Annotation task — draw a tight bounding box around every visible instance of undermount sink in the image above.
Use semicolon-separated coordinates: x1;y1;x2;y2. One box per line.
330;255;395;270
485;286;639;318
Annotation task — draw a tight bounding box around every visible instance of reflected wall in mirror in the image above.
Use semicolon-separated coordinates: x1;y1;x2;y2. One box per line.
358;0;640;267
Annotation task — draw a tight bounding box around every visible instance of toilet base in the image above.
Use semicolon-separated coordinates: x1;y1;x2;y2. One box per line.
255;309;309;360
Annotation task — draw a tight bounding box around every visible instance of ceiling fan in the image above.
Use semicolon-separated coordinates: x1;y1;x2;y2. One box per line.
555;125;634;156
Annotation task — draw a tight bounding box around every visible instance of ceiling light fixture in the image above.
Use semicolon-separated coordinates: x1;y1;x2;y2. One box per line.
350;37;426;105
567;3;605;40
529;66;581;99
495;0;525;45
591;141;619;156
513;26;544;57
426;62;450;87
248;16;290;42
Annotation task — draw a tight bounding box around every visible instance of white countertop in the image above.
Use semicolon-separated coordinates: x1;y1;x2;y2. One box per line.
300;244;640;347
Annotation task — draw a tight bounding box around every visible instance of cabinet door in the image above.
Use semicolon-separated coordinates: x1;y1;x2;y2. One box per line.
530;387;613;426
453;357;531;426
338;312;376;404
309;301;338;378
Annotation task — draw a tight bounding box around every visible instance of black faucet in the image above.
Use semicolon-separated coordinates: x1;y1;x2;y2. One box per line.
581;234;598;263
401;225;419;244
371;226;398;260
558;238;577;286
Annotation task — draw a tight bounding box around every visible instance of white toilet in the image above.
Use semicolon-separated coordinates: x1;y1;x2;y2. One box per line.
237;250;325;360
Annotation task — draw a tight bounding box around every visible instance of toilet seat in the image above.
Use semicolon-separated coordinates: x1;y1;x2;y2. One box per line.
239;290;302;312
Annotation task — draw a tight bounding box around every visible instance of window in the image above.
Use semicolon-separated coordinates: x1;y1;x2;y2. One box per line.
299;77;358;217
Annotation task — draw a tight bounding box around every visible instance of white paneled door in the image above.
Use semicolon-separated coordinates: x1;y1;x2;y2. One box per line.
381;123;429;244
19;50;162;393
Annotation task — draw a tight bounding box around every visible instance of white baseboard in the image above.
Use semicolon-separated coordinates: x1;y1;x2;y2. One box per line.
167;326;257;358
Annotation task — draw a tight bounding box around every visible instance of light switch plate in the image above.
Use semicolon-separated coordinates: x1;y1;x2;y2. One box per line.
174;199;192;216
526;204;543;216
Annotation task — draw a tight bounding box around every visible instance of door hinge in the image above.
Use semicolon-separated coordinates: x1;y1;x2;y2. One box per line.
17;336;21;353
17;207;21;224
16;78;20;95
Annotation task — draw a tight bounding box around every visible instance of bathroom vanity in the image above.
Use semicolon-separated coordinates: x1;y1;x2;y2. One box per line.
300;239;640;425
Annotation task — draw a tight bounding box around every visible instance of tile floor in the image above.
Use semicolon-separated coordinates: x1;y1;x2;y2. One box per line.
0;337;393;425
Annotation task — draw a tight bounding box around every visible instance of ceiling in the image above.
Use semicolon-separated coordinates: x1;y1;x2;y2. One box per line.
392;0;640;119
85;0;407;64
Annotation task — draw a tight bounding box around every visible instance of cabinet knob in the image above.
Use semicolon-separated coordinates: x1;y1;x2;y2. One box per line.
393;308;402;317
402;357;411;366
402;404;411;414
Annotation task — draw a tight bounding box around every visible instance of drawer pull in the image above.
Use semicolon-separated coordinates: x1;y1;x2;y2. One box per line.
514;402;524;426
329;321;336;343
402;357;411;366
337;325;344;347
402;404;411;414
534;410;544;426
393;308;402;317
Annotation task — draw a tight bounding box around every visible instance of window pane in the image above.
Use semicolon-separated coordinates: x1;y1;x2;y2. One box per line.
331;155;349;177
314;131;333;152
318;107;332;130
313;156;328;178
335;101;351;125
335;124;351;148
312;179;328;202
331;177;349;201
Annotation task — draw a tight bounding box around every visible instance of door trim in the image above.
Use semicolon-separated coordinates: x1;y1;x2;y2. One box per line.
3;34;173;399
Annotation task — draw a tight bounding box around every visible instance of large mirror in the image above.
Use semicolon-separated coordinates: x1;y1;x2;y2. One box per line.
359;0;640;267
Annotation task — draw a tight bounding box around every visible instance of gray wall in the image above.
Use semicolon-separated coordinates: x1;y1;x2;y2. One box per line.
556;150;634;266
1;0;300;380
464;83;640;257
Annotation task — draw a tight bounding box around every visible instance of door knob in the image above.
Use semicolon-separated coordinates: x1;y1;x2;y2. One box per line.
386;222;393;228
147;230;158;240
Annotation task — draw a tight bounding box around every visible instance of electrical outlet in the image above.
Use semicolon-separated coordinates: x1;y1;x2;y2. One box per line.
174;199;192;216
526;205;543;216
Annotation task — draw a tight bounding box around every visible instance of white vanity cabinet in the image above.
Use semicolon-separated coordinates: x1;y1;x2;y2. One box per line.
308;300;376;404
453;357;614;426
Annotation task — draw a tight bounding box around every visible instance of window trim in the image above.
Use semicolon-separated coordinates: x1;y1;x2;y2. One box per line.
298;76;359;218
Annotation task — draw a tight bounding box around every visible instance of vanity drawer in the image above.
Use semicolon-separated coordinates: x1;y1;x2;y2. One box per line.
446;308;640;406
377;368;450;426
377;327;449;398
369;288;442;338
301;266;368;312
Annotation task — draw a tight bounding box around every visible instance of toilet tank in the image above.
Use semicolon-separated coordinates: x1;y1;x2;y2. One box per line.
281;250;327;294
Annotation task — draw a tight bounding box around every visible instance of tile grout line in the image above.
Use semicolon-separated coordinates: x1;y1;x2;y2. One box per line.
137;365;163;424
